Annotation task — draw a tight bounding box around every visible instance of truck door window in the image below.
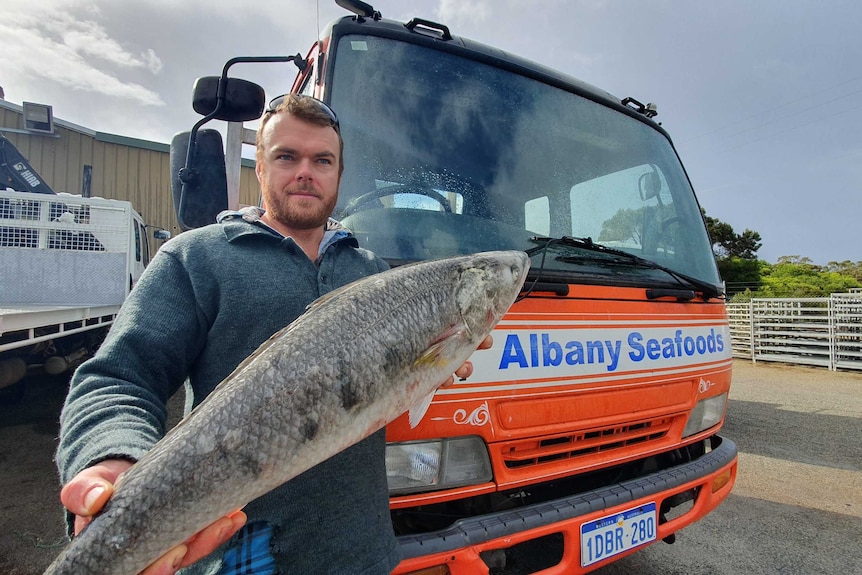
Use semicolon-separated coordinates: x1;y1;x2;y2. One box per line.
571;164;677;254
140;221;150;266
298;68;315;97
134;221;142;262
525;197;550;236
367;180;463;213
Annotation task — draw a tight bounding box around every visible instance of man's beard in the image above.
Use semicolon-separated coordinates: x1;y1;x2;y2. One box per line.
263;183;336;230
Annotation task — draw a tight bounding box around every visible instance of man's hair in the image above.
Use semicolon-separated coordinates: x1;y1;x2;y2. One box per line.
255;94;344;175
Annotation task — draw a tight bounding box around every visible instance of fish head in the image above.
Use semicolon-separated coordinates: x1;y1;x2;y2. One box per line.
455;250;530;339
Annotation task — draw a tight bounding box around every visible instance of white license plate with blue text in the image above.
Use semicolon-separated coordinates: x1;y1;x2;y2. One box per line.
580;502;657;567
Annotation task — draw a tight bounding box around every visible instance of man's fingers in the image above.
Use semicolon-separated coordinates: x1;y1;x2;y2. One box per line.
72;514;92;536
178;510;247;568
74;509;245;575
140;510;247;574
65;479;112;534
448;335;494;384
139;544;188;575
60;478;113;519
60;459;134;534
59;463;244;574
454;360;474;381
137;509;245;575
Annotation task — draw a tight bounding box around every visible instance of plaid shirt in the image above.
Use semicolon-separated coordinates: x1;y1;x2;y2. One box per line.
219;522;276;575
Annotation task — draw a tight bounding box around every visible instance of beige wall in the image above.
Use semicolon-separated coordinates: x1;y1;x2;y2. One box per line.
1;104;259;240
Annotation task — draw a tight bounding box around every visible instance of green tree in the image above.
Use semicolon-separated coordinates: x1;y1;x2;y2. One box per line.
702;209;763;294
699;213;861;299
718;257;762;294
598;204;680;251
703;210;762;259
825;260;862;281
597;207;643;246
755;256;861;297
703;214;735;258
733;229;762;259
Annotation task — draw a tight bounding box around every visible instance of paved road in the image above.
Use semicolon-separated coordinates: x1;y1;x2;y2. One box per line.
594;360;862;575
1;360;860;574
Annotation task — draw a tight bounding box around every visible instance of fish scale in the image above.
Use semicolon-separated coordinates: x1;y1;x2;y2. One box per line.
44;250;529;575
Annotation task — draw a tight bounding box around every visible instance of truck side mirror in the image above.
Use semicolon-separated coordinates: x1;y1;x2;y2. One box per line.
192;76;266;122
638;171;662;202
170;129;229;231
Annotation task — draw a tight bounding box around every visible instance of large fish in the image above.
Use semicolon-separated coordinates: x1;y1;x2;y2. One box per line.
44;250;530;575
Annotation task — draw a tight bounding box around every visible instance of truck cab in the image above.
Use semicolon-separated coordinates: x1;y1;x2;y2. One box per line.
172;3;736;573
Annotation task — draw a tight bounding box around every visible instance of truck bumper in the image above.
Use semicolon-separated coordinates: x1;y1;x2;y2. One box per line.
394;436;737;575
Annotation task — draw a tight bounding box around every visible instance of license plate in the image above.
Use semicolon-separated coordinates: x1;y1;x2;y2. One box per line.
580;502;657;567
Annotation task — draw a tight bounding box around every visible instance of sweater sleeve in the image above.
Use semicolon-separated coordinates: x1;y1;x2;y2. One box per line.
55;247;211;486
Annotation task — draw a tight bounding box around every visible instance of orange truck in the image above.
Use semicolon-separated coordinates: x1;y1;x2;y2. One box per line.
171;1;737;572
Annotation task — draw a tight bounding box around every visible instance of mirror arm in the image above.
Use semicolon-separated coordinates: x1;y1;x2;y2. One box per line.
179;54;308;227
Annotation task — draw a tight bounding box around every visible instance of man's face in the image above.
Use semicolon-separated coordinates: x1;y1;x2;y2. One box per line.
256;113;341;231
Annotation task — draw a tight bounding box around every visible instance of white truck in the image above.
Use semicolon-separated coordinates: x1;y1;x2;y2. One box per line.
0;188;167;400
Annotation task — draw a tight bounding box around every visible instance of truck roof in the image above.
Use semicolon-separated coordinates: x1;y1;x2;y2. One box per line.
328;14;667;136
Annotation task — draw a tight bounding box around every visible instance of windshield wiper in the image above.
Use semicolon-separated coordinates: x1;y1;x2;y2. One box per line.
527;236;724;300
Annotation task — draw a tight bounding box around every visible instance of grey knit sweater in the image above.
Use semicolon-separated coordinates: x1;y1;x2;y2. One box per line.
56;213;399;574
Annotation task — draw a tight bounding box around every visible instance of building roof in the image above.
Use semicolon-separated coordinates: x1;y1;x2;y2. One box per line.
1;98;168;153
0;98;255;166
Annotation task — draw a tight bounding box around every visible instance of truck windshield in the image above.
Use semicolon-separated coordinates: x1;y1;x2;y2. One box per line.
328;34;721;288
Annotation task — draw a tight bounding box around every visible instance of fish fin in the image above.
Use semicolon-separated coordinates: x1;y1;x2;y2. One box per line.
209;283;367;397
304;277;369;312
209;327;287;394
409;392;435;428
413;324;465;368
413;341;446;368
304;287;344;311
408;325;467;428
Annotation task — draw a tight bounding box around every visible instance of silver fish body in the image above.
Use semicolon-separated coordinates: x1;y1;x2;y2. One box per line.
44;250;529;575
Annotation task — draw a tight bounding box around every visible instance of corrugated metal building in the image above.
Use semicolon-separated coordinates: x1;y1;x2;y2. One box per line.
0;98;259;237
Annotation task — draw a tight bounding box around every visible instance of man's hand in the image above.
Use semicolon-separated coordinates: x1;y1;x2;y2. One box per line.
442;334;493;387
60;459;246;575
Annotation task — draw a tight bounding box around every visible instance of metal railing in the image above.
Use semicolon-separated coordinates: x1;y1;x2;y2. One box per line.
727;291;862;371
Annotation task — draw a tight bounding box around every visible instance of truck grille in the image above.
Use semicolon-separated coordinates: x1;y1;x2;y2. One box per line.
501;417;672;469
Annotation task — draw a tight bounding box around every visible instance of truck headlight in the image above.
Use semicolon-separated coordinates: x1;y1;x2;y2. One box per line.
386;436;492;495
683;393;728;437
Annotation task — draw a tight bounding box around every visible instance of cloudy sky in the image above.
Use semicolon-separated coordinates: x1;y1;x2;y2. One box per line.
1;0;859;264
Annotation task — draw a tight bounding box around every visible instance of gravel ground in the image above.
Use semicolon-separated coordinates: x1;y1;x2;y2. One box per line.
1;359;860;575
0;376;185;575
594;359;862;574
0;374;69;575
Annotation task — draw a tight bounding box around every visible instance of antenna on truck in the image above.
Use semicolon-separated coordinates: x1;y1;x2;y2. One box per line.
335;0;381;20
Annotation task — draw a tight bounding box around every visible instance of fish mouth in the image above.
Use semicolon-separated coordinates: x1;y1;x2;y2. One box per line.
486;251;531;317
514;254;530;288
502;251;531;298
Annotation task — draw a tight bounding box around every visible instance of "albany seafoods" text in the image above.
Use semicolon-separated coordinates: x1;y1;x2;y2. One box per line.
499;328;725;372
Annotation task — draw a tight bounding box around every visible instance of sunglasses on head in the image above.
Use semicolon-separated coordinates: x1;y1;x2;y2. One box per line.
265;94;340;131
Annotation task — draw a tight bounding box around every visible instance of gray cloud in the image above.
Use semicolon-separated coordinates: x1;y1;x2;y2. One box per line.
0;0;164;105
2;0;860;264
